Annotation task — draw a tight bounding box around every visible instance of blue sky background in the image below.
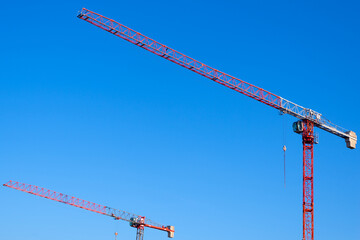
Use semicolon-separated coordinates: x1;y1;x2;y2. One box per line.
1;1;359;240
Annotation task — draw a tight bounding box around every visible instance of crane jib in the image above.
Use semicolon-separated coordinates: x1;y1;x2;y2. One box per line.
3;180;173;235
77;8;357;149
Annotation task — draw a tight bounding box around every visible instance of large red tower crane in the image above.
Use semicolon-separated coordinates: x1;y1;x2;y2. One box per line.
77;8;357;240
3;180;175;240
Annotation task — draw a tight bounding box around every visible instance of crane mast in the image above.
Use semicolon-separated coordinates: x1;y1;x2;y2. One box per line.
3;180;175;240
77;8;356;240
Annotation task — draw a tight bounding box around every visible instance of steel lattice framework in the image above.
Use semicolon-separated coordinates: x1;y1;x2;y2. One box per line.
77;8;356;145
302;120;314;240
3;180;174;240
76;8;357;240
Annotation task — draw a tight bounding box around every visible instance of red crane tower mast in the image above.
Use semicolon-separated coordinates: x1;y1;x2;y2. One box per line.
77;8;357;240
3;180;175;240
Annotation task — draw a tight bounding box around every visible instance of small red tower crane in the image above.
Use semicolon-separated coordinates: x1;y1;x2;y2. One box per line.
3;180;175;240
76;8;357;240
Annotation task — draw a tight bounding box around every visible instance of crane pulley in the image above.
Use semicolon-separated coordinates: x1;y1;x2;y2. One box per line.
3;180;174;240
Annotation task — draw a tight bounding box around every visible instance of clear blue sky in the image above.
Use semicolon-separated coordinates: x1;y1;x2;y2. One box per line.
1;1;359;240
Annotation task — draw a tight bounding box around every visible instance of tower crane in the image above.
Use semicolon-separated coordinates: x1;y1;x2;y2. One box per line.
77;8;357;240
3;180;175;240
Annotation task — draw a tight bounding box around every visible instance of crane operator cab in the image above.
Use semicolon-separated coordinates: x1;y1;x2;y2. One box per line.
130;217;143;228
293;120;303;134
292;120;319;144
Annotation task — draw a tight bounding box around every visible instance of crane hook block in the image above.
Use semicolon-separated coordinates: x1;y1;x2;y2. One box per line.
167;226;175;238
345;131;357;149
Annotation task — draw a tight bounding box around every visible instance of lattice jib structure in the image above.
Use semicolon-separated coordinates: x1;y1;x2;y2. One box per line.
3;180;174;239
77;8;356;148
